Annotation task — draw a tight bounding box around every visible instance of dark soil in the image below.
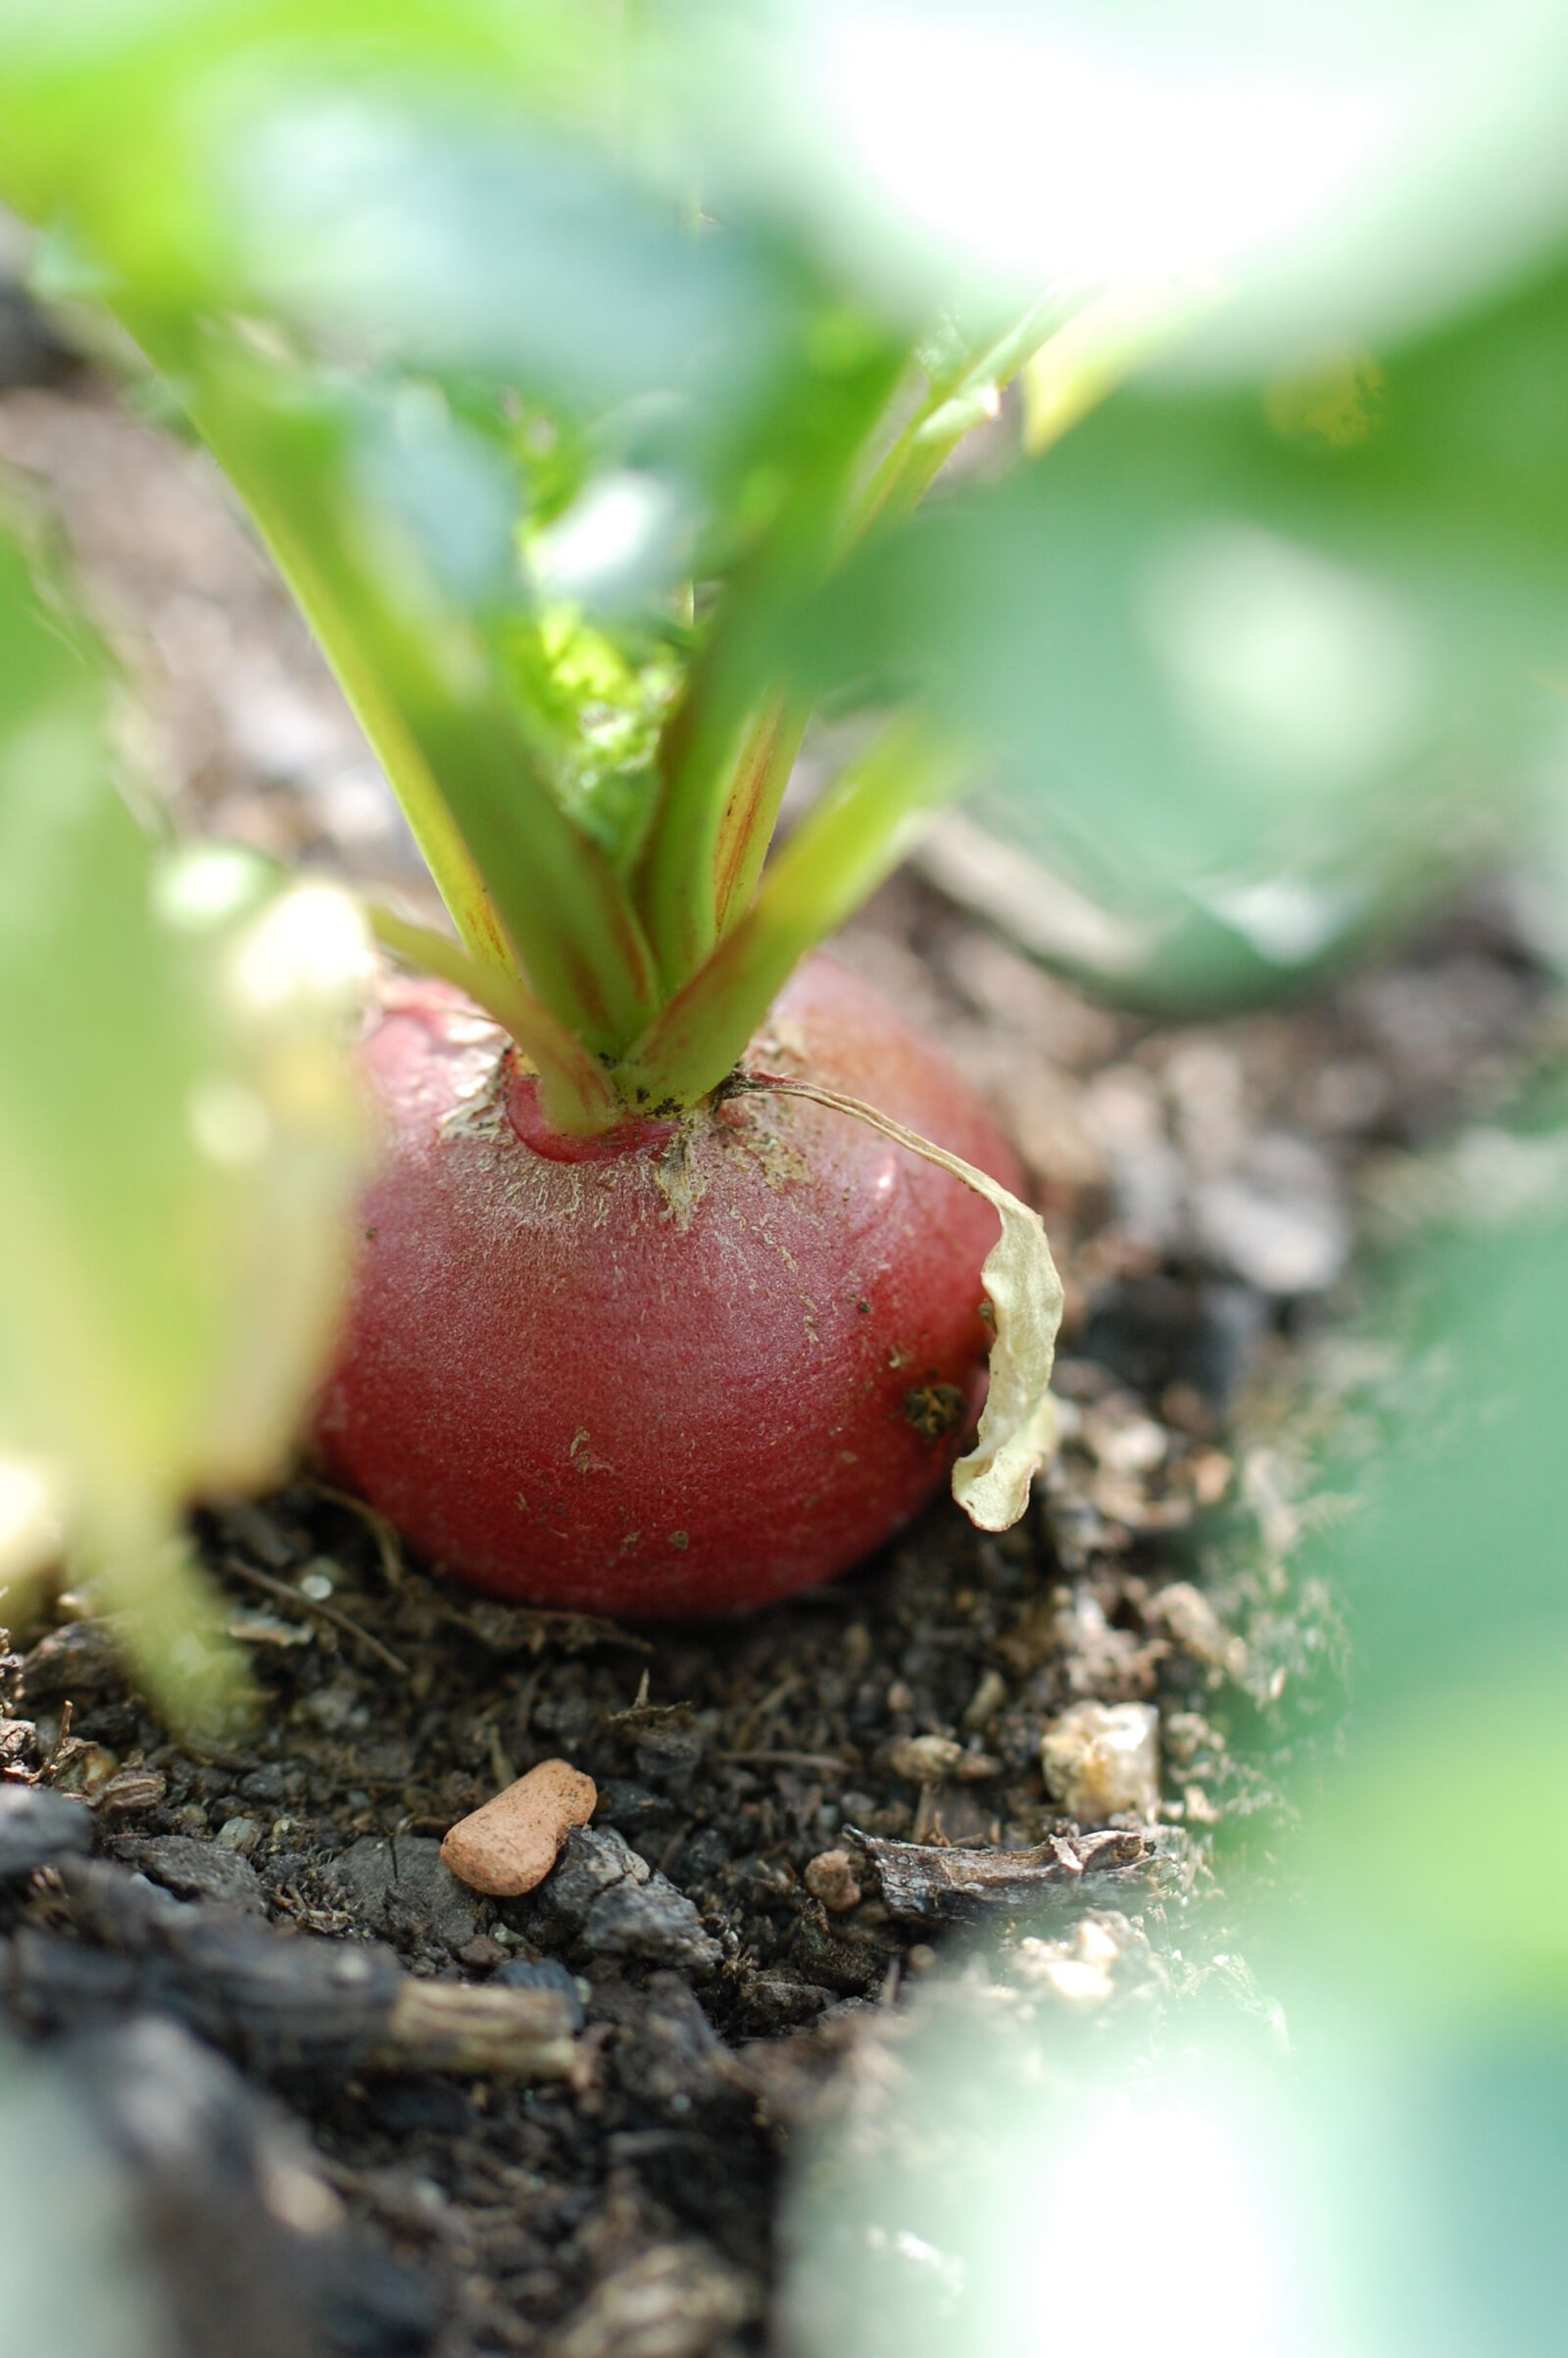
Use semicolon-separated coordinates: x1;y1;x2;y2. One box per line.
2;359;1564;2358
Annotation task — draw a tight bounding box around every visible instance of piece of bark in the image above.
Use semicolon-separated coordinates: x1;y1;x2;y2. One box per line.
374;1980;580;2077
850;1825;1176;1926
440;1758;597;1896
64;2013;441;2358
8;1855;577;2081
0;1780;93;1880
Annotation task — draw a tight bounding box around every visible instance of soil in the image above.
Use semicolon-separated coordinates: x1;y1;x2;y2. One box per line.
2;353;1564;2358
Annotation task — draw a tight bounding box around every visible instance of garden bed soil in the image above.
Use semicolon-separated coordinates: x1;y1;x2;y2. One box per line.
2;366;1563;2358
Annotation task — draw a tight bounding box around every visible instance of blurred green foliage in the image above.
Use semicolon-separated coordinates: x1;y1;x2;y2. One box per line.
7;0;1568;1023
783;1178;1568;2358
0;2036;162;2356
0;523;368;1725
799;259;1568;996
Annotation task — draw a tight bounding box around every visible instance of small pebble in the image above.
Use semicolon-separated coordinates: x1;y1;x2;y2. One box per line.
57;1744;121;1796
1081;1403;1168;1475
455;1935;508;1970
961;1668;1007;1732
441;1759;597;1897
1014;1917;1123;2006
1040;1701;1160;1822
804;1849;862;1913
886;1734;965;1785
93;1767;169;1815
1150;1580;1249;1678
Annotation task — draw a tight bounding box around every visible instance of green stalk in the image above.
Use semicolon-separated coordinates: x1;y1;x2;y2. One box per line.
130;322;509;977
633;341;908;995
123;309;661;1061
368;907;617;1134
710;692;809;941
617;717;966;1108
847;286;1073;546
635;297;1069;996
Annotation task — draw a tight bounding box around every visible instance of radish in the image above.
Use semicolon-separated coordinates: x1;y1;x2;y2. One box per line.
316;956;1021;1616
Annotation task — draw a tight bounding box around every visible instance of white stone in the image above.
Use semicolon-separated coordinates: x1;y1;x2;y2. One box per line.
1040;1700;1159;1821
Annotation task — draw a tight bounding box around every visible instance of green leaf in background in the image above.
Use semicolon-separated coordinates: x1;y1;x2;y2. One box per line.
786;254;1568;1002
0;524;369;1727
0;2;914;1023
782;1974;1568;2358
1255;1184;1568;2026
0;5;896;602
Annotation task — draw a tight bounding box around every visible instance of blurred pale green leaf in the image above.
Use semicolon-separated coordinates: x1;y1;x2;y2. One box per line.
0;3;891;575
0;2040;164;2358
0;2;907;949
787;255;1568;999
1240;1174;1568;2024
684;1;1568;364
782;1972;1568;2358
0;528;369;1722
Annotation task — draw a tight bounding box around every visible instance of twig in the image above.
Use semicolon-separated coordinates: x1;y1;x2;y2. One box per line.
220;1557;411;1679
728;1670;802;1753
376;1981;578;2078
718;1748;860;1775
299;1477;406;1588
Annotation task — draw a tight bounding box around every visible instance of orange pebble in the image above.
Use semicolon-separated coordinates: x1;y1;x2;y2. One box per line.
440;1759;598;1896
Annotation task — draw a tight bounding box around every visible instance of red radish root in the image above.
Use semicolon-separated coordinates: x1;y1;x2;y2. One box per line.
316;956;1021;1617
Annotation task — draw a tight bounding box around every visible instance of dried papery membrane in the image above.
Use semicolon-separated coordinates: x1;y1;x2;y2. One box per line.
737;1079;1062;1529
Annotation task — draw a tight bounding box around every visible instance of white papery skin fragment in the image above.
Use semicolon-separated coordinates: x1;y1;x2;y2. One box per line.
740;1078;1062;1529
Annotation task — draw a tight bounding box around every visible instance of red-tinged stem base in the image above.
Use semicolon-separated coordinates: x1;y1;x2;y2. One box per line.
314;957;1022;1618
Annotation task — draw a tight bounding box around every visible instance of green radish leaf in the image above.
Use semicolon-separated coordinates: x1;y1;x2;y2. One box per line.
1280;1653;1568;2020
497;606;682;878
0;527;370;1728
0;7;910;1020
0;15;877;580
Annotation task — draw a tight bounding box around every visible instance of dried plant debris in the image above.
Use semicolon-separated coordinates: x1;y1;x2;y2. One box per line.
854;1824;1185;1927
9;1855;577;2082
2;372;1563;2358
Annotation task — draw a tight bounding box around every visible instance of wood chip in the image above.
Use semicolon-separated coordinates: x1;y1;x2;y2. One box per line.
440;1758;597;1897
852;1824;1179;1925
24;1856;579;2082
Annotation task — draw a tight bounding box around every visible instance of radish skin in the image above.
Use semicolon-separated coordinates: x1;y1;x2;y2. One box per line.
316;957;1022;1616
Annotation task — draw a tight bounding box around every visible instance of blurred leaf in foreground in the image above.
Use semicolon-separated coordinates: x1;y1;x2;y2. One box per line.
688;0;1568;367
0;2038;163;2358
1260;1157;1568;2021
0;524;370;1727
783;1116;1568;2358
790;254;1568;1005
